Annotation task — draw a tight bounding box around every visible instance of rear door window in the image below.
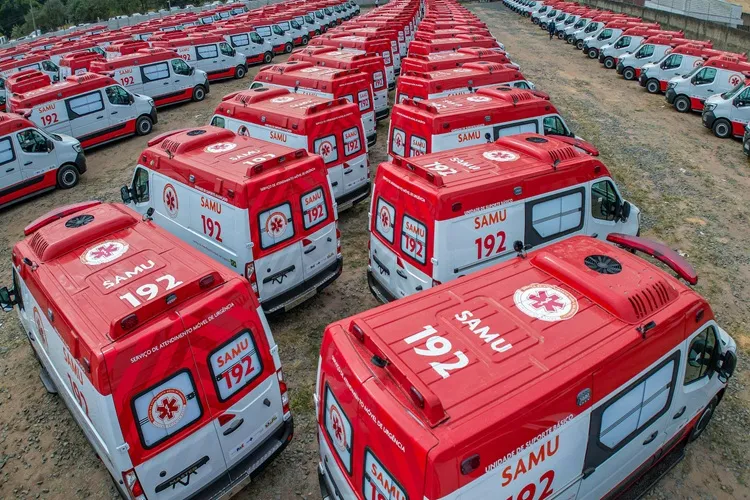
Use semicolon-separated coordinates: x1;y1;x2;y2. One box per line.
208;330;263;402
401;214;427;264
410;135;427;157
343;127;362;156
375;197;396;243
314;134;339;164
259;202;295;249
324;384;352;474
391;127;406;157
363;449;408;500
357;89;371;111
132;370;203;449
301;187;329;229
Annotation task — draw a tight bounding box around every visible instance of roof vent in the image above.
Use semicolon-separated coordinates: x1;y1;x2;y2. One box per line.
161;139;180;153
548;146;577;163
186;129;206;136
65;214;94;228
584;255;622;275
525;136;548;143
29;232;49;258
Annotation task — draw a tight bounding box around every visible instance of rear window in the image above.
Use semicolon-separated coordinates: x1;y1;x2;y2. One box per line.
375;197;395;243
132;370;203;449
357;89;371;111
343;126;362;156
409;135;426;157
400;214;427;264
259;202;295;249
314;134;339;164
208;330;263;402
324;384;352;474
391;128;406;157
363;450;408;500
301;187;328;229
373;70;385;90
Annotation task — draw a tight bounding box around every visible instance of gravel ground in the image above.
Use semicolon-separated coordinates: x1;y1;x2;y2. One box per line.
0;4;748;499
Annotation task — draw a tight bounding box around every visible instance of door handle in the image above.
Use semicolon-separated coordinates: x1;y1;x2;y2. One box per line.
23;161;32;166
707;90;713;93
163;82;170;85
673;406;686;419
642;431;658;445
396;269;407;279
222;417;244;436
304;245;317;254
331;181;338;187
96;116;104;120
111;111;118;115
5;167;14;172
344;169;353;174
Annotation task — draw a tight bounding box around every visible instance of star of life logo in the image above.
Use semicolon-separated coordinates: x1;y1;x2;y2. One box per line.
483;150;520;162
204;142;238;153
81;240;129;266
514;283;578;322
148;389;187;429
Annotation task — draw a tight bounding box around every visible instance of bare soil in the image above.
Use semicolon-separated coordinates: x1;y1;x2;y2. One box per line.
0;4;748;499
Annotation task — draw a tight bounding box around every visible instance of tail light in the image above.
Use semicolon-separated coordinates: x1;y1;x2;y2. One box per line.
432;279;442;287
245;262;259;297
366;158;371;179
122;469;145;499
277;369;291;419
336;222;342;258
367;239;371;266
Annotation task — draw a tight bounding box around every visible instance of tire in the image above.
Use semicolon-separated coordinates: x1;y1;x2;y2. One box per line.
712;118;732;139
284;42;293;53
623;67;635;80
234;65;247;79
587;48;598;59
57;164;80;189
302;35;309;45
263;51;273;64
135;115;153;136
604;57;615;69
689;396;718;442
557;32;565;39
646;79;661;94
191;85;206;102
674;95;691;113
576;40;584;50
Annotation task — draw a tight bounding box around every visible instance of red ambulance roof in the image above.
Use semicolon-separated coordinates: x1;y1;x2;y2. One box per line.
0;112;38;135
60;50;106;67
0;54;52;72
215;88;362;136
407;35;499;55
89;48;180;72
401;48;511;72
671;43;743;59
11;72;117;110
5;70;51;94
256;60;368;86
140;126;325;209
106;40;150;54
703;55;750;71
398;63;527;93
46;41;98;56
151;35;226;48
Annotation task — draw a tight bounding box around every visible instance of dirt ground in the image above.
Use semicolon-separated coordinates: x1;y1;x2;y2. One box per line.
0;4;748;499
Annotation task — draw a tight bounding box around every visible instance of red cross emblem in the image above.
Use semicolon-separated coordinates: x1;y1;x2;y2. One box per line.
91;243;118;259
528;291;564;312
380;207;390;228
165;190;176;211
729;75;742;86
319;141;333;157
332;413;343;441
270;215;284;233
156;396;179;421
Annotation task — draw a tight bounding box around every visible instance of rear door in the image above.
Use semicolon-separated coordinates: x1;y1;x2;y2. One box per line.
254;200;305;301
394;212;431;297
341;126;368;195
299;186;337;280
314;132;344;200
370;193;401;297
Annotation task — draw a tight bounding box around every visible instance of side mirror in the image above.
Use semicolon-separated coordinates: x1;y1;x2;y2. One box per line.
128;94;135;104
620;200;631;221
716;350;737;383
120;185;133;203
46;138;54;151
189;66;195;75
0;287;15;312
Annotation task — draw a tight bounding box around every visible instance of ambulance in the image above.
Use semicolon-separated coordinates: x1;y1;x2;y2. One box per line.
388;88;597;159
121;126;342;315
572;16;639;51
151;36;249;81
59;51;106;79
701;74;750;138
368;133;640;301
598;29;684;69
4;70;53;113
0;201;294;499
46;41;106;66
583;21;659;60
0;54;60;101
269;16;311;47
106;41;151;60
0;112;85;208
407;34;503;57
540;9;568;31
89;49;210;108
401;48;517;74
343;22;409;58
552;9;594;38
308;34;397;83
10;72;157;150
288;47;389;119
215;25;276;65
562;15;596;42
211;88;370;210
666;56;750;113
616;37;709;81
252;62;377;146
395;63;536;104
252;22;295;55
639;45;744;94
317;232;736;500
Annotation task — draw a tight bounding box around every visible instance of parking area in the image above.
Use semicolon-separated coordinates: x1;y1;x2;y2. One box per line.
0;3;748;499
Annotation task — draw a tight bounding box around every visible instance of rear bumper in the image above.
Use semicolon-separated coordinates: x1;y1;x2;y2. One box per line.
263;257;343;315
74;151;87;174
367;269;397;304
375;107;390;121
337;182;371;212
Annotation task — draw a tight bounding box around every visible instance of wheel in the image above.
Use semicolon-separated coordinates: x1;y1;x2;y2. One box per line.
234;65;247;79
135;115;153;136
674;95;691;113
588;48;598;59
576;40;584;50
557;32;565;39
689;396;718;442
604;57;615;69
646;78;661;94
302;35;309;45
191;85;206;102
712;118;732;138
263;51;273;64
566;36;574;44
57;164;80;189
622;67;635;80
285;42;293;53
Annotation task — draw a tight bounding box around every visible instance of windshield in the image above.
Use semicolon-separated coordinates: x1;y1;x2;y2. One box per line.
585;22;599;32
574;19;587;28
721;82;745;99
305;14;314;23
598;28;612;40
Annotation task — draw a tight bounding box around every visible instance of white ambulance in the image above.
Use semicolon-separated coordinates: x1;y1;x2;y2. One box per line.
616;37;709;81
89;48;210;108
598;28;683;69
368;133;640;302
215;25;275;65
0;201;294;500
638;45;743;94
151;36;249;81
121;126;342;315
701;74;750;138
253;22;295;55
666;56;750;113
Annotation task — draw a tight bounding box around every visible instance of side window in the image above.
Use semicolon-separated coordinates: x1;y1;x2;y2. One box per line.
231;34;250;47
543;115;569;136
67;91;104;118
661;54;682;69
375;197;396;243
324;384;352;474
735;87;750;107
219;42;235;56
637;44;654;58
583;353;678;470
391;127;406;157
208;330;263;402
400;214;427;265
132;167;150;203
694;67;717;85
171;58;191;76
105;86;131;105
196;44;219;60
525;188;584;246
343;127;362;157
142;62;170;82
257;26;271;37
685;326;718;384
301;187;329;230
314;134;339;164
258;202;295;249
250;33;263;44
210;115;226;128
591;180;621;221
0;138;16;165
16;129;49;153
357;89;371;111
513;81;531;89
132;370;203;449
42;60;58;72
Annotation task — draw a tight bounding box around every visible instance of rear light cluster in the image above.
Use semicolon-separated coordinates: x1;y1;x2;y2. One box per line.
336;222;342;258
245;262;259;297
122;469;145;500
277;369;291;419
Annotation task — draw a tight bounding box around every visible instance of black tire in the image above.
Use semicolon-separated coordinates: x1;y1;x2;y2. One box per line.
566;35;574;44
135;115;153;136
192;85;206;102
576;39;584;50
235;65;247;79
587;48;598;59
622;67;635;80
646;78;661;94
302;35;309;45
689;396;718;442
284;42;293;53
712;118;732;139
674;95;691;113
57;164;80;189
604;57;615;69
263;51;273;64
557;31;565;39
